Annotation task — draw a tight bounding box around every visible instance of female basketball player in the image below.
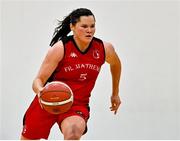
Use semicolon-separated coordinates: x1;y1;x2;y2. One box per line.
21;8;122;140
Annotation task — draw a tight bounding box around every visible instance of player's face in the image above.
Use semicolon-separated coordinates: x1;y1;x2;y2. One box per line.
71;15;96;44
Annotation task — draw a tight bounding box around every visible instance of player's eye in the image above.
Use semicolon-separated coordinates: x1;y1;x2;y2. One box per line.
81;25;88;28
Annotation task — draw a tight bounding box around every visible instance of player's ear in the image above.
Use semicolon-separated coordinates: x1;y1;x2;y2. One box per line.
70;23;74;31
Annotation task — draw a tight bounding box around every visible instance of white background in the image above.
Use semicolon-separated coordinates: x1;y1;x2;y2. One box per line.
1;0;180;140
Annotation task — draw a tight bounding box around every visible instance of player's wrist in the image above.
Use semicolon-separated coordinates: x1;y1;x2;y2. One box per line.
36;87;44;97
112;89;119;96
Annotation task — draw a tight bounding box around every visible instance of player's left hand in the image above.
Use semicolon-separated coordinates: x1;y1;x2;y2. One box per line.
110;95;121;115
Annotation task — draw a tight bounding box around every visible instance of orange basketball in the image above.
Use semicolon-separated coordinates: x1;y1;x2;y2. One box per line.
39;81;73;114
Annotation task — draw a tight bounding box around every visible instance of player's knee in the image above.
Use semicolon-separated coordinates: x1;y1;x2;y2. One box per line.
64;124;82;140
20;135;30;140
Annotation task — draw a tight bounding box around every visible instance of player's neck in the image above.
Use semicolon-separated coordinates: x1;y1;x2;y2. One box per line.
73;36;90;52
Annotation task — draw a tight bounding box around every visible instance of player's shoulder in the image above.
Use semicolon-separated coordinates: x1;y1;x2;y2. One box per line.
47;40;64;61
103;41;115;53
50;40;64;51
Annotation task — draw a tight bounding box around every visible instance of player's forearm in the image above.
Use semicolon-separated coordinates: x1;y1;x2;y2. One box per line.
110;58;121;96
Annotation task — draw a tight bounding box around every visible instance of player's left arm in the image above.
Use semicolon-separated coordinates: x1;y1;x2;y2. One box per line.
104;41;122;114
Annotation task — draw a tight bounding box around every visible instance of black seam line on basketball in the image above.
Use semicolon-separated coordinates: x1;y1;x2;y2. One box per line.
41;90;71;95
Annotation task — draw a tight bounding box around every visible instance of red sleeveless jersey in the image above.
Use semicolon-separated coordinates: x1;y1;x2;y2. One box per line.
50;36;105;106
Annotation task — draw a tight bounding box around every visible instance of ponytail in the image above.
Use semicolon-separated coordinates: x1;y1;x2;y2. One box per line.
49;8;95;47
49;15;71;46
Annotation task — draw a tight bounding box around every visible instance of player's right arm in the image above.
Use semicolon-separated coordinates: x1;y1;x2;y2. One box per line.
32;41;64;95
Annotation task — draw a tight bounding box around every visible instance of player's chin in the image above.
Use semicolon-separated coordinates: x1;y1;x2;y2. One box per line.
83;36;93;42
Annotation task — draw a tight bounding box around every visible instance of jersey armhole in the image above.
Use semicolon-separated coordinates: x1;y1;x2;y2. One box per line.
101;41;106;64
60;40;66;62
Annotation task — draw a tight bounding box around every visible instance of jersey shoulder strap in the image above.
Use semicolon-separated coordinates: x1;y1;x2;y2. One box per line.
61;35;73;45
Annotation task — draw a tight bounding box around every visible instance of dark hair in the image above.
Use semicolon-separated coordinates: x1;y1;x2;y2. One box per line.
49;8;95;46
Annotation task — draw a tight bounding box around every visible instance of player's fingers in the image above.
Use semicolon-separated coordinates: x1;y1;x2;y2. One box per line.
110;102;120;114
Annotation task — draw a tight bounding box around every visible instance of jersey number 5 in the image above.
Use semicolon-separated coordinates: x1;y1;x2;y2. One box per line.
79;73;87;81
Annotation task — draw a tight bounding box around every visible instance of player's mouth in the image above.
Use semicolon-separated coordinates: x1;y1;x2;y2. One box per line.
85;35;92;38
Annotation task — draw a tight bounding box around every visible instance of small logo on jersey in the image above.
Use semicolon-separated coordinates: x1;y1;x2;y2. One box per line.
70;52;78;58
93;50;100;59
